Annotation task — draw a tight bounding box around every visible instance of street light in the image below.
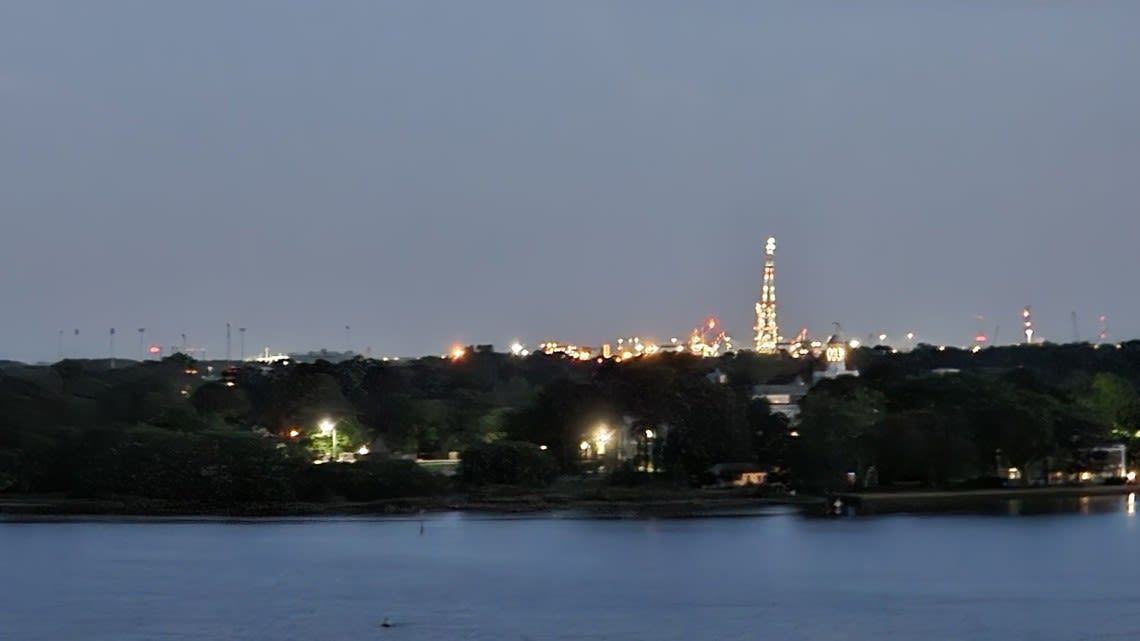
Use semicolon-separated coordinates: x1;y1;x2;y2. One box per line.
644;429;656;473
319;419;337;461
595;427;611;456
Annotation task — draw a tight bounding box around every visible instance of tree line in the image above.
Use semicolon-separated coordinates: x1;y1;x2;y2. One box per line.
0;341;1137;504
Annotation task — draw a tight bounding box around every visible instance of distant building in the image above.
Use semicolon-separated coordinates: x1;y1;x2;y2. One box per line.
706;462;768;488
1073;443;1128;483
244;347;291;364
750;331;859;419
813;332;860;383
753;380;810;420
289;349;355;363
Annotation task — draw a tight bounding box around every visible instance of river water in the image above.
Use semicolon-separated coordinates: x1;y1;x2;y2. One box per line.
1;494;1138;641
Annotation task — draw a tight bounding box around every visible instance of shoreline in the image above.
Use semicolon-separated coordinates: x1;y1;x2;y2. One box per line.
839;484;1136;503
0;490;817;520
2;485;1136;520
834;484;1137;515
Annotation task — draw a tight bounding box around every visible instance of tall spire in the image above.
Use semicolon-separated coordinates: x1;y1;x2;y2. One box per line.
754;236;779;353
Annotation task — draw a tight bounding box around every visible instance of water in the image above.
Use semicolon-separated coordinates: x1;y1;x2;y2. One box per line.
1;495;1138;641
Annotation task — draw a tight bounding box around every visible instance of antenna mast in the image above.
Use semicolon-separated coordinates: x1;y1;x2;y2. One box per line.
753;237;779;353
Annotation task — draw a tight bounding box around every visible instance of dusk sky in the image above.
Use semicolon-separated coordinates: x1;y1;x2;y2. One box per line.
3;1;1139;363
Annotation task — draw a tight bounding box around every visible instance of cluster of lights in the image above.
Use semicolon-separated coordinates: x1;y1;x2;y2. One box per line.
245;349;291;364
688;317;733;358
786;338;825;359
824;342;847;364
612;336;670;362
433;324;994;366
538;341;594;361
579;426;613;458
754;237;779;353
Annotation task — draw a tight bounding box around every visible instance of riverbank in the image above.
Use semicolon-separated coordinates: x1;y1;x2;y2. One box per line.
835;484;1137;515
0;486;817;519
6;484;1134;520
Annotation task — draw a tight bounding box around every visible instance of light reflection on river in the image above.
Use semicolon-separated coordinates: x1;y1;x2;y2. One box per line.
1;495;1138;641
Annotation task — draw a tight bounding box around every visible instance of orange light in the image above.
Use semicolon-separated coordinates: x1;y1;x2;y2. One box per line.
288;429;300;438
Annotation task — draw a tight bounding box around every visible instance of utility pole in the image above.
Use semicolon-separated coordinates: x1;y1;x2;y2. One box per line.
57;329;64;361
239;327;246;361
345;325;352;354
226;322;232;365
138;328;146;361
109;328;116;369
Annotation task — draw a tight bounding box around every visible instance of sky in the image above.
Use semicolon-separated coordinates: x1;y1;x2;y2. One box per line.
2;1;1139;363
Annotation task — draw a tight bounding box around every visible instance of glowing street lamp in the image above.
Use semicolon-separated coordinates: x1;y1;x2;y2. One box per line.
644;429;657;472
319;419;337;461
595;427;611;456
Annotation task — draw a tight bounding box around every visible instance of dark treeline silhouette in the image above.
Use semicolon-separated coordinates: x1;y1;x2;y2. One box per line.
0;341;1138;507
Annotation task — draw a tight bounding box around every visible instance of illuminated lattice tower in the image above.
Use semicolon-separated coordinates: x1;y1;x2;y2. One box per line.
754;237;779;353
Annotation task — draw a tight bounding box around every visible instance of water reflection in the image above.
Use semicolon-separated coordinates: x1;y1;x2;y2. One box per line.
3;504;1140;641
1128;493;1136;515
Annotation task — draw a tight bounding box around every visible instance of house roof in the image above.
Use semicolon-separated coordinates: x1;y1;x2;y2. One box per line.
753;383;808;397
708;462;766;476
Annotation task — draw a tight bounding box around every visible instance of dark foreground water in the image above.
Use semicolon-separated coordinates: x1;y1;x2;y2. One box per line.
1;494;1138;641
